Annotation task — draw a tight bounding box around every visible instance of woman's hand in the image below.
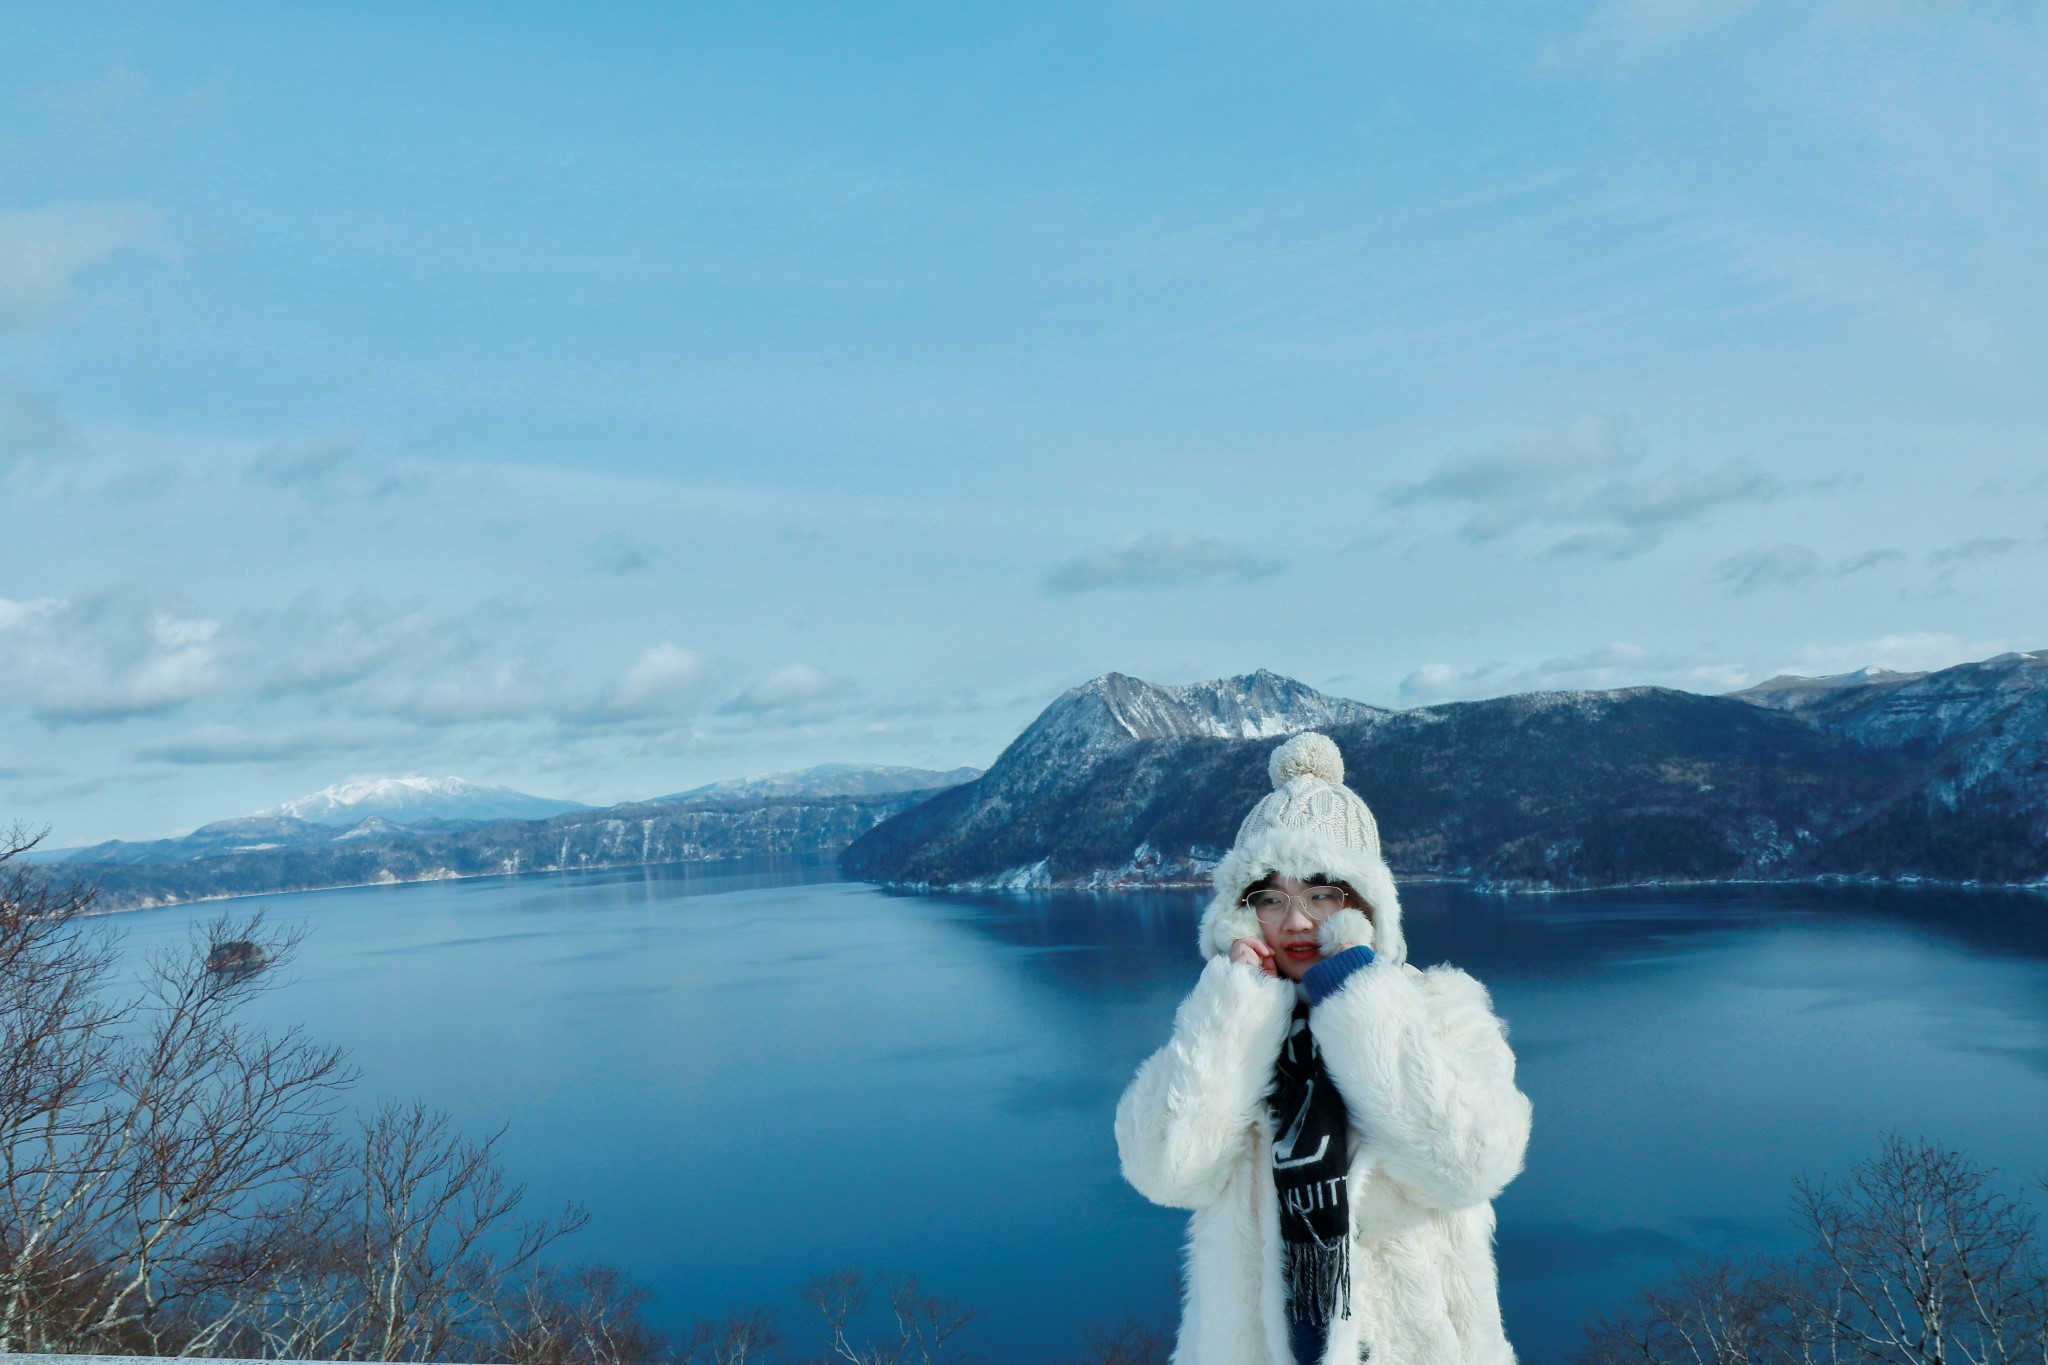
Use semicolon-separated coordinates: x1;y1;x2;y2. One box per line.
1317;907;1375;959
1229;937;1278;977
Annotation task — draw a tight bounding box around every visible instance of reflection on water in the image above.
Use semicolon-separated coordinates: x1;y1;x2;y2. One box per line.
105;864;2048;1365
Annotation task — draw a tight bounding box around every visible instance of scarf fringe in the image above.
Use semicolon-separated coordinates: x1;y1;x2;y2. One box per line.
1281;1235;1352;1325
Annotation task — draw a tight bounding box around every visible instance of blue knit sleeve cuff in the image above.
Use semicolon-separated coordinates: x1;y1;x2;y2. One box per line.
1302;945;1375;1004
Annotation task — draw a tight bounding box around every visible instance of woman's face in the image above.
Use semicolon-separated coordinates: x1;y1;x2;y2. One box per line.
1253;874;1368;982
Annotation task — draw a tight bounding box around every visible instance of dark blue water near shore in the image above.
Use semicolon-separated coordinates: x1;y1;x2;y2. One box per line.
106;864;2048;1364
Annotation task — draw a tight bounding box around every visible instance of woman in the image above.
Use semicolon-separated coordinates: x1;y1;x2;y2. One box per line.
1115;732;1531;1365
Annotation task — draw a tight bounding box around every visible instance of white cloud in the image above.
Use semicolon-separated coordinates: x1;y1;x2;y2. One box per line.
250;592;446;696
236;593;559;727
1398;642;1750;704
0;203;156;330
1042;531;1284;596
1386;417;1789;561
0;589;224;723
358;656;553;726
575;644;717;725
721;664;854;717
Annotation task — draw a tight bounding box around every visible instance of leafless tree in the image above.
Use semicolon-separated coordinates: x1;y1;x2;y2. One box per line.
221;1101;588;1362
0;825;352;1354
0;827;636;1363
677;1307;781;1365
1579;1256;1819;1365
1580;1137;2048;1365
797;1269;975;1365
1069;1317;1173;1365
1791;1135;2048;1365
497;1261;672;1365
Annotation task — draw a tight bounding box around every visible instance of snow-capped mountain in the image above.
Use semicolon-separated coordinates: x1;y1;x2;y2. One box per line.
1731;651;2048;749
842;670;1386;886
846;652;2048;891
1081;669;1383;742
655;763;983;804
261;777;588;827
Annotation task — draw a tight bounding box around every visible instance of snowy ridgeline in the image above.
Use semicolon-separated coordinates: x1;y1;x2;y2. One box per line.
843;650;2048;893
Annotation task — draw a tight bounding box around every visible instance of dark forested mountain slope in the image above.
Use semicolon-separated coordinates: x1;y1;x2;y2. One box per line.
1733;649;2048;882
845;653;2048;891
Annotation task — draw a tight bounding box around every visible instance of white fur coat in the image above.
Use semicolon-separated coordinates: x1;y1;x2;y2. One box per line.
1114;854;1532;1365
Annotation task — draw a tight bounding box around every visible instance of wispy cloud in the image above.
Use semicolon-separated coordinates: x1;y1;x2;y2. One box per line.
591;537;653;575
1546;0;1755;67
1972;471;2048;498
1397;642;1749;704
1927;535;2024;567
0;383;77;461
1927;534;2038;591
0;203;157;330
1839;548;1909;574
1041;532;1283;596
1386;417;1791;560
1714;543;1824;594
241;436;409;501
1712;543;1907;595
135;723;407;766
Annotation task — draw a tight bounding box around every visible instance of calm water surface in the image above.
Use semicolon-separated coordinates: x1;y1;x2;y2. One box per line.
106;863;2048;1364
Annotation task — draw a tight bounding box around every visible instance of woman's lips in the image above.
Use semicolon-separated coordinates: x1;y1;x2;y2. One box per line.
1282;943;1319;959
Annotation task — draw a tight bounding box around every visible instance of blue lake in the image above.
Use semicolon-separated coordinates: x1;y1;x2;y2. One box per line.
105;862;2048;1364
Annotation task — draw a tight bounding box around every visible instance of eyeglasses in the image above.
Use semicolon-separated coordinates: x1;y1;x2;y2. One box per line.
1240;885;1353;925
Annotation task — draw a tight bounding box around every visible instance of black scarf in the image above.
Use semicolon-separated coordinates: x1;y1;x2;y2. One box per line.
1268;1000;1352;1330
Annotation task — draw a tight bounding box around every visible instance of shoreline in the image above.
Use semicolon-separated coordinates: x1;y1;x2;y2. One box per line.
873;868;2048;900
65;850;842;917
56;857;2048;919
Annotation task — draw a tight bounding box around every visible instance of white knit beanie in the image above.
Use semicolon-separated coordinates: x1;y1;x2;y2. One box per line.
1196;731;1407;965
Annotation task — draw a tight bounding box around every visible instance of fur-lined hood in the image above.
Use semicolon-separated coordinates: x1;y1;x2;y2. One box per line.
1196;737;1409;967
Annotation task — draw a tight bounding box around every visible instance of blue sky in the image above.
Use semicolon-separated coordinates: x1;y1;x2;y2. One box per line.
4;0;2046;843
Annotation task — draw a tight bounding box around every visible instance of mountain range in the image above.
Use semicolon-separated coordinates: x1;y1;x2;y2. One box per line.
842;651;2048;892
48;764;982;909
41;652;2048;909
654;763;984;804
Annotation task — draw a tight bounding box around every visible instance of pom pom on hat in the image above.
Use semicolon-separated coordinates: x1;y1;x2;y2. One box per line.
1268;730;1343;788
